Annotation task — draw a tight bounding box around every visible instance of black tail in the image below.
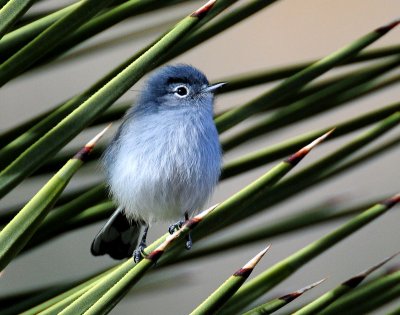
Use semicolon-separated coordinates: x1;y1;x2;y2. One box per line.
91;207;142;260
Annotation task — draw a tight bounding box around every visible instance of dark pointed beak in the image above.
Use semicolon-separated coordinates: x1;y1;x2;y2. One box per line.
205;82;227;93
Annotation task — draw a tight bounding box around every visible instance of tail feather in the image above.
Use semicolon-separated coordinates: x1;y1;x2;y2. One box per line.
91;207;142;260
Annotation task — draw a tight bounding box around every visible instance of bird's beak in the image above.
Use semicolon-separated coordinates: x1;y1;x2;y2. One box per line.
205;82;227;93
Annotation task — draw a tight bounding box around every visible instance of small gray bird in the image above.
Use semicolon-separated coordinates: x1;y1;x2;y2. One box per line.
91;64;225;262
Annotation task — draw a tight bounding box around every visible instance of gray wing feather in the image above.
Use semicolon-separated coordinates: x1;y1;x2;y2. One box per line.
91;207;142;260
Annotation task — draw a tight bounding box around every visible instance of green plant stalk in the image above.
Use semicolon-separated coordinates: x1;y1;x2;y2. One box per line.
218;44;400;93
19;265;121;315
1;265;130;315
162;0;278;66
222;100;400;179
0;0;9;8
0;181;100;222
254;112;400;214
0;0;35;39
39;183;106;222
2;255;187;314
292;253;399;315
213;112;400;234
0;127;108;271
81;259;156;315
0;182;106;228
319;270;400;315
214;20;400;133
30;0;238;71
55;259;132;314
387;301;400;315
0;0;117;86
0;285;71;315
175;199;375;264
37;266;123;315
38;2;182;65
351;284;400;314
25;201;115;252
0;1;80;56
190;247;269;315
222;56;400;151
242;299;287;315
61;204;216;315
0;2;212;198
37;282;99;315
218;195;400;314
0;0;185;60
0;100;129;171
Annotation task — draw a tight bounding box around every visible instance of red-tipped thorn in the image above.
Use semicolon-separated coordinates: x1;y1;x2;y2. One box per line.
375;19;400;35
191;0;216;18
73;124;111;161
234;245;271;278
281;278;326;303
381;193;400;208
185;203;219;229
286;128;335;165
344;251;400;288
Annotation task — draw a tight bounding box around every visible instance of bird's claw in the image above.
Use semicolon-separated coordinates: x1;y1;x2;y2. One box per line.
133;245;146;263
168;220;184;234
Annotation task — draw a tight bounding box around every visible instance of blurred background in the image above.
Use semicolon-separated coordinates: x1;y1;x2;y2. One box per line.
1;0;400;313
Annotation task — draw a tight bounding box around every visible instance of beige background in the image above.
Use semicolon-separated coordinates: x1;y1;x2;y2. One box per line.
1;0;400;314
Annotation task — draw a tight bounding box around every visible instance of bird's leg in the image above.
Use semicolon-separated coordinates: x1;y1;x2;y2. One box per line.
168;212;192;250
133;224;149;263
184;212;192;250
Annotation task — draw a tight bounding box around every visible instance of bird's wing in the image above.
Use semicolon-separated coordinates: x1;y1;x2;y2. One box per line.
91;207;142;260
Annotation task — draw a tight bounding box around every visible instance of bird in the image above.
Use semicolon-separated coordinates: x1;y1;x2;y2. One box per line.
91;64;225;262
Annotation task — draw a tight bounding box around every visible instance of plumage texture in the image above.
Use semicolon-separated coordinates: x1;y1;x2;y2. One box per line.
103;64;222;223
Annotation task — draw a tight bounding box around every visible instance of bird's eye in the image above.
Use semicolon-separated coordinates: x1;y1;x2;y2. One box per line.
174;85;189;97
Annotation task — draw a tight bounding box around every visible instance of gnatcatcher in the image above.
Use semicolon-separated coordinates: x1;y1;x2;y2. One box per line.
91;64;225;262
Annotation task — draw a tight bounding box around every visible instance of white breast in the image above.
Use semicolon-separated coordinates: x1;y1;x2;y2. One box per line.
105;109;221;223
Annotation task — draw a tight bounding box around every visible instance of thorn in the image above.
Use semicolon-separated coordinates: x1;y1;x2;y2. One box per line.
375;19;400;35
73;124;111;161
280;278;326;303
242;245;271;270
381;193;400;208
285;128;335;165
193;203;219;221
298;278;327;294
191;0;216;18
361;251;400;277
184;203;219;229
234;245;271;278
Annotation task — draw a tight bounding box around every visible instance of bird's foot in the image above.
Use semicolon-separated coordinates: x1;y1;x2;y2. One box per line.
133;243;147;263
168;214;193;250
168;220;184;234
133;225;149;263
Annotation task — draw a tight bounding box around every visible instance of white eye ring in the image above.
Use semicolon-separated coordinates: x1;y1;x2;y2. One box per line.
173;85;189;98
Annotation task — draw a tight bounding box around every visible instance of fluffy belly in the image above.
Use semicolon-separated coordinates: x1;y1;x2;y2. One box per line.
107;136;220;222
